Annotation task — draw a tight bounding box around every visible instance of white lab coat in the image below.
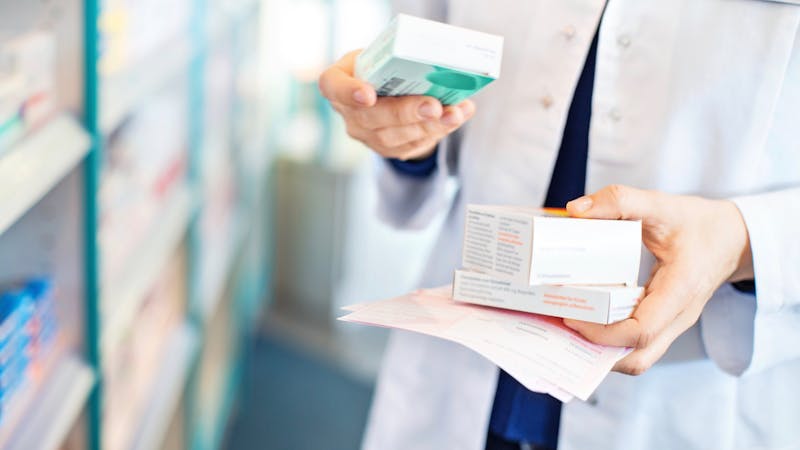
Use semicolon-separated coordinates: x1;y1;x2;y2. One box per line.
362;0;800;449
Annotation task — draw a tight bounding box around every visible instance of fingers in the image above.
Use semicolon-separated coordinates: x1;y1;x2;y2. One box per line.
442;100;475;126
338;96;443;129
319;50;377;107
336;97;476;130
563;317;645;348
567;184;660;220
564;263;702;350
320;51;476;158
341;100;475;158
612;307;698;375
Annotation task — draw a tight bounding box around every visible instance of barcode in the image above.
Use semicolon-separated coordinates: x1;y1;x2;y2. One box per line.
377;77;405;96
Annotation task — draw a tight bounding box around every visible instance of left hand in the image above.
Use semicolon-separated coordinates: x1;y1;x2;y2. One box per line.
564;185;754;375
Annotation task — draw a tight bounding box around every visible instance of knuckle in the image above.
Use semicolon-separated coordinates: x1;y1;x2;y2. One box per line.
419;120;441;137
356;107;381;129
344;123;363;141
391;104;407;124
317;74;329;98
397;100;419;123
624;356;653;376
374;129;396;148
329;102;345;115
606;184;628;205
635;328;656;349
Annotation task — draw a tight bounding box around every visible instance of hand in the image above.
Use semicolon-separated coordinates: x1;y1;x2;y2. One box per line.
564;185;754;375
318;50;475;161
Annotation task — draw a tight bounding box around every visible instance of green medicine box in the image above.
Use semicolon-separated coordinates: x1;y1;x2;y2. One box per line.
355;14;503;106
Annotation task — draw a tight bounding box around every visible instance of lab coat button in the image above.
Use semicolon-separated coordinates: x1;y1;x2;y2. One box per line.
618;34;632;48
609;108;622;122
562;25;576;40
540;95;554;109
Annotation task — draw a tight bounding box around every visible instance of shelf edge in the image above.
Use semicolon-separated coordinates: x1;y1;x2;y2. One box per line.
0;115;91;236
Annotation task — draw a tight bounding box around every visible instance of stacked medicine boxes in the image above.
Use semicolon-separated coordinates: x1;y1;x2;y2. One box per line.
452;205;644;324
0;278;58;423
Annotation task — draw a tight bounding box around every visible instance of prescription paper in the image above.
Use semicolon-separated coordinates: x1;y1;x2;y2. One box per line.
339;287;631;401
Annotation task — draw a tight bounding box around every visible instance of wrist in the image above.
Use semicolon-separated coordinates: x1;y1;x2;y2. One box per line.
722;200;754;282
401;143;438;162
387;146;439;179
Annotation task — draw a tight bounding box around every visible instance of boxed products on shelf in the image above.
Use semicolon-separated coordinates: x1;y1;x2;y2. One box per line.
0;30;57;154
200;47;240;295
103;252;185;449
0;278;59;423
99;88;188;283
98;0;191;75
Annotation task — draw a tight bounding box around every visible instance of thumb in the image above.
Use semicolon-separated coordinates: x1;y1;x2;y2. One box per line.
566;184;656;220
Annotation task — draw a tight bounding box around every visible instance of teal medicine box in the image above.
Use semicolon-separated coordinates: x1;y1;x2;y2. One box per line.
355;14;503;106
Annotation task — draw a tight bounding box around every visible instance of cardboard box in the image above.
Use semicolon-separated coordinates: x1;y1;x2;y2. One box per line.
453;269;643;324
462;205;642;286
355;14;503;105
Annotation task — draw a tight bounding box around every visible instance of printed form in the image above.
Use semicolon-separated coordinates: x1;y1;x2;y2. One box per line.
339;287;630;402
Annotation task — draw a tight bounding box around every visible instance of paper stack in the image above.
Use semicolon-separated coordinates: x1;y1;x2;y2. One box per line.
339;287;630;401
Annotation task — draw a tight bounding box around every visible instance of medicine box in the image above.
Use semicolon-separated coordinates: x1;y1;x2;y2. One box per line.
355;14;503;105
453;269;643;324
462;205;642;286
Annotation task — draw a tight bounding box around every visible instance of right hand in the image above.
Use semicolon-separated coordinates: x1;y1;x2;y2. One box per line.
318;50;476;161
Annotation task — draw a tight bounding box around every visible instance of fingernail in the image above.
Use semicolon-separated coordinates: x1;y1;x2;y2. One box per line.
418;102;437;119
441;111;461;127
353;89;368;105
458;102;474;118
568;196;593;213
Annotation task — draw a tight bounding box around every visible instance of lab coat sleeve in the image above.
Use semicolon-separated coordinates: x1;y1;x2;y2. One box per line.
700;187;800;376
371;0;453;230
375;133;460;230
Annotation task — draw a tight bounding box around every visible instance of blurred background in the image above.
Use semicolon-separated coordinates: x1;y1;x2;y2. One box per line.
0;0;443;449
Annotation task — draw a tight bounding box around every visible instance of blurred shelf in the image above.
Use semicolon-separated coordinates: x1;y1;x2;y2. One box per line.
3;355;95;450
101;186;194;355
199;211;249;324
207;0;260;48
131;322;198;450
0;115;90;236
100;36;193;135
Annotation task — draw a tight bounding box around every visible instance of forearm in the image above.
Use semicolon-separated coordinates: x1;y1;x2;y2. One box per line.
375;134;460;230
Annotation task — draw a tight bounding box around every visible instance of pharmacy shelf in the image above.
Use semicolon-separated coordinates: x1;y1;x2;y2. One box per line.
4;355;95;450
0;115;90;236
100;36;193;135
131;322;198;450
207;0;259;47
199;212;249;325
101;186;194;354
